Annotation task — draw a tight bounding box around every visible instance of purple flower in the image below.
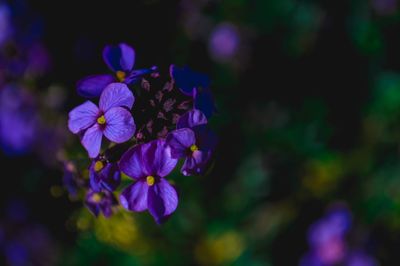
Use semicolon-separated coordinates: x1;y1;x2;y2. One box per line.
85;189;117;217
167;109;216;176
89;158;121;192
77;43;157;98
119;139;178;224
208;22;240;63
68;82;136;158
0;85;38;155
0;4;12;47
170;65;216;118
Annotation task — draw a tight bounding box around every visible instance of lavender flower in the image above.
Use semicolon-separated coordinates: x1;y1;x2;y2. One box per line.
68;82;136;158
208;22;240;63
77;43;157;98
0;85;38;155
119;139;178;224
167;109;216;175
85;189;117;217
170;65;216;118
89;158;121;192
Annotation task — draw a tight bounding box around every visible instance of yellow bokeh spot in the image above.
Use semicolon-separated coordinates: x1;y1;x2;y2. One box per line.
94;161;104;172
92;193;102;203
195;231;244;266
116;71;126;82
190;144;199;152
97;115;106;125
146;175;155;186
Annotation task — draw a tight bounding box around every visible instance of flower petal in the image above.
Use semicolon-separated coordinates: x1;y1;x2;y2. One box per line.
119;143;150;179
145;140;178;177
68;101;98;134
166;128;195;158
99;83;134;112
170;65;210;96
103;43;135;72
194;87;217;118
81;124;103;158
148;178;178;224
120;181;149;212
194;125;218;151
181;150;211;176
177;109;208;129
77;74;115;98
103;107;135;143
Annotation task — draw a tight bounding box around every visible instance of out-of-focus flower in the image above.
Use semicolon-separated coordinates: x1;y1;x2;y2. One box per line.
85;189;118;217
170;65;216;118
119;139;178;224
0;85;38;155
68;82;136;158
0;3;12;47
167;109;216;175
62;161;85;198
89;158;121;192
208;22;240;63
77;43;157;98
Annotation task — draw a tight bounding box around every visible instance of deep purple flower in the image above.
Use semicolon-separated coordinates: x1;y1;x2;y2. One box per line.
68;82;136;158
0;85;38;155
170;65;216;118
85;189;117;217
167;109;216;175
0;4;12;47
77;43;157;98
119;139;178;224
89;158;121;192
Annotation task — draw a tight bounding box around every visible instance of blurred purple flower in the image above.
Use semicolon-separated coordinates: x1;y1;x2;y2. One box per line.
301;206;352;265
0;85;38;155
62;161;84;198
68;82;136;158
89;158;121;192
77;43;157;98
167;109;216;175
119;139;178;224
170;65;216;118
0;3;12;47
208;22;240;63
85;189;117;217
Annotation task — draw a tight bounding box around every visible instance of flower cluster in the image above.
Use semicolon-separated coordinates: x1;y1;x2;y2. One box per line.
300;205;377;266
67;43;217;223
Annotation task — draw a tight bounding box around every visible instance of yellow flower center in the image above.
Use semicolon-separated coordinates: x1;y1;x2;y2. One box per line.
94;161;104;172
146;175;155;186
92;193;102;203
116;71;126;82
190;144;199;152
97;115;106;125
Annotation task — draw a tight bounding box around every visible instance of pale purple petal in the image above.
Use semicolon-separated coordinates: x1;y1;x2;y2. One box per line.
68;101;99;134
103;107;135;143
103;43;135;72
166;128;196;158
177;109;208;129
148;178;178;223
120;181;149;212
181;150;210;176
119;143;151;179
77;74;115;98
146;140;178;177
99;83;134;112
81;124;103;158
